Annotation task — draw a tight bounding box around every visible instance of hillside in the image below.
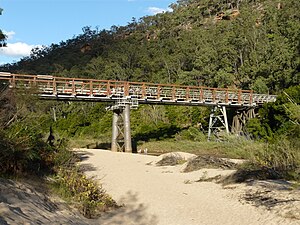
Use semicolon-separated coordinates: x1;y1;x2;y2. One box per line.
0;2;299;221
0;0;299;161
1;0;299;93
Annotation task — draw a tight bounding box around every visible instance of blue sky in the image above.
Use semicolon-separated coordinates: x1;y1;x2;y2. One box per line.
0;0;175;65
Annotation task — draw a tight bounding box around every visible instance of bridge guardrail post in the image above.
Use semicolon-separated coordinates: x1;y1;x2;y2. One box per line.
12;74;15;88
71;79;75;96
89;80;93;97
238;90;242;104
157;85;161;99
142;83;146;98
212;88;216;103
199;88;203;102
250;90;253;105
53;78;57;95
172;85;176;101
225;89;229;104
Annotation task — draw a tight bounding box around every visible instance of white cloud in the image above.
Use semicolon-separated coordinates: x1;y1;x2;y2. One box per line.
147;7;172;15
0;42;42;58
3;30;16;40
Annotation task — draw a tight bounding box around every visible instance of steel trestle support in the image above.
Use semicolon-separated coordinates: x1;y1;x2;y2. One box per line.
208;106;229;141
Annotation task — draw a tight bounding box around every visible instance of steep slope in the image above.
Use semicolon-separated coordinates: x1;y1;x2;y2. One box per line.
1;0;299;92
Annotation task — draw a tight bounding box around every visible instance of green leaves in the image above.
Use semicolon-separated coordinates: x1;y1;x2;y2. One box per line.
0;8;6;47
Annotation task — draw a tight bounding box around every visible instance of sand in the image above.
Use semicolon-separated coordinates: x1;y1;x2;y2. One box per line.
79;149;300;225
0;178;92;225
0;149;299;225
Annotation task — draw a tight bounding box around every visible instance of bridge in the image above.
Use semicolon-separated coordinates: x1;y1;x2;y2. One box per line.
0;72;277;152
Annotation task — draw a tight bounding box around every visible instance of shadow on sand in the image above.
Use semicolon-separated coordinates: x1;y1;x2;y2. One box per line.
94;191;158;225
74;150;159;224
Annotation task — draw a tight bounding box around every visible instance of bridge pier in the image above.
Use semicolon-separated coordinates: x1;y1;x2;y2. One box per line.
110;100;134;153
208;106;229;141
123;104;132;152
231;108;256;135
111;109;121;152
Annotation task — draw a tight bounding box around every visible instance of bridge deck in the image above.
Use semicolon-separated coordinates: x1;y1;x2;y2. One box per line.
0;73;276;107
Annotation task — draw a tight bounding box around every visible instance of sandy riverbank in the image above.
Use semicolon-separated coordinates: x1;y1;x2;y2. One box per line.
0;149;299;225
79;149;300;225
0;178;92;225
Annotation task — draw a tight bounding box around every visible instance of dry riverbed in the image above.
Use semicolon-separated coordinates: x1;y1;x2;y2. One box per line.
80;149;300;225
0;149;299;225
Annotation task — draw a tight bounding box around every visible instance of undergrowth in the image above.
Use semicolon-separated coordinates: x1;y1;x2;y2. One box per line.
138;136;263;159
250;137;300;181
51;143;118;218
54;167;117;218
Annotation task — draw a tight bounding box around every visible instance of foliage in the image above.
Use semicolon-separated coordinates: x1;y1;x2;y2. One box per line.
247;85;300;140
1;0;299;92
0;88;118;218
138;135;263;159
55;166;117;218
50;140;118;218
0;7;6;47
251;136;300;180
0;89;55;175
175;127;206;142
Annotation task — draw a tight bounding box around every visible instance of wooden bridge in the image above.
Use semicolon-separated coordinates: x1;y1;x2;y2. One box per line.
0;73;277;152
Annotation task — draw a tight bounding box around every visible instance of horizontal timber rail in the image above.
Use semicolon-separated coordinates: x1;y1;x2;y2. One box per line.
0;73;277;107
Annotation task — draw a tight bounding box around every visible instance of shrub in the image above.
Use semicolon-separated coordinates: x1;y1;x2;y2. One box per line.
55;167;117;218
250;136;300;181
0;130;55;175
175;127;206;141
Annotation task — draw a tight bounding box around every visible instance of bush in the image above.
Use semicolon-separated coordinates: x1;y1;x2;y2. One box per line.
251;136;300;181
0;130;55;175
175;127;206;142
51;143;118;218
55;167;117;218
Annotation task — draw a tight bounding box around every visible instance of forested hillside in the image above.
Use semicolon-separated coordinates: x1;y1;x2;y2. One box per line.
0;1;299;217
2;0;299;93
0;0;299;150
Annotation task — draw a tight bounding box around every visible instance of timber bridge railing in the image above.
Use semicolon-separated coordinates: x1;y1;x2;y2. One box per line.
0;73;277;152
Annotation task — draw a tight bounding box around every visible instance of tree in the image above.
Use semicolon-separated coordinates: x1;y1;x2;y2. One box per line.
0;8;6;47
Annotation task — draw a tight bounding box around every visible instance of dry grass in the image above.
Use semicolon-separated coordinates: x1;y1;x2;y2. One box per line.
138;137;265;160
